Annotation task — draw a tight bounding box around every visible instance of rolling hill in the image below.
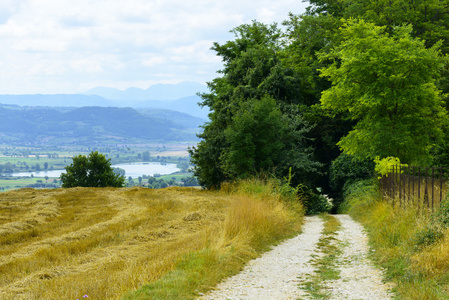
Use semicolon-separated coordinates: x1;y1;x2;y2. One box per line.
0;105;203;145
0;82;211;119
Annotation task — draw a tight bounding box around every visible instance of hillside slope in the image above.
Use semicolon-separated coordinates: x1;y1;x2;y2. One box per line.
0;106;202;145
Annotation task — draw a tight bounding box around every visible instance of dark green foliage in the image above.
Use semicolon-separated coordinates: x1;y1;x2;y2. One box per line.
298;184;331;215
413;226;445;249
113;167;126;177
189;129;227;189
431;120;449;167
282;13;353;194
189;21;320;190
181;176;199;187
220;96;286;179
142;151;150;162
433;194;449;227
329;154;374;212
0;163;14;173
61;151;125;188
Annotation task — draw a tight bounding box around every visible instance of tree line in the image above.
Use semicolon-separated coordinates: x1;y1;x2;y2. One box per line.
188;0;449;212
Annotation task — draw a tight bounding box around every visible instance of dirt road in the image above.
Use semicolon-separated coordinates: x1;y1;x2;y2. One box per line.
200;215;393;300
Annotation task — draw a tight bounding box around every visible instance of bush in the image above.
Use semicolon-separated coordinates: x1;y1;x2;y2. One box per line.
413;188;449;249
298;184;331;215
329;154;374;212
61;151;125;188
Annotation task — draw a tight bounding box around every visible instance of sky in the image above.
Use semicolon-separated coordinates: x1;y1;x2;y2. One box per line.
0;0;309;95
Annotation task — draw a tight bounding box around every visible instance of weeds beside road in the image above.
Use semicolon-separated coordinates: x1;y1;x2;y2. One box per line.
343;179;449;299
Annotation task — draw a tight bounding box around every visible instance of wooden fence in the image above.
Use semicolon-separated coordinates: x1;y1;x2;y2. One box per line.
379;165;449;212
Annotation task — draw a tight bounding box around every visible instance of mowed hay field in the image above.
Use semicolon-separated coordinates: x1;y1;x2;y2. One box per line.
0;183;303;299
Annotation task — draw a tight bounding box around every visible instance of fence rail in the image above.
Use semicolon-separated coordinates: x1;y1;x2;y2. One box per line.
379;166;449;212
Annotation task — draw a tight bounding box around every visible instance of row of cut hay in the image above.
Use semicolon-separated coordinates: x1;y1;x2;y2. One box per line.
0;189;60;236
0;180;303;300
123;178;304;300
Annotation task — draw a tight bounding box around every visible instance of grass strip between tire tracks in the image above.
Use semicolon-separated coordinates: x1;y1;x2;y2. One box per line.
301;214;342;299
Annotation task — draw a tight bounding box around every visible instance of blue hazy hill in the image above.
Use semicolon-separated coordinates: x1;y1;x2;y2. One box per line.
0;81;210;119
86;81;209;101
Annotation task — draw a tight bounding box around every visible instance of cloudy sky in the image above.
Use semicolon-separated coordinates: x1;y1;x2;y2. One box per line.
0;0;308;94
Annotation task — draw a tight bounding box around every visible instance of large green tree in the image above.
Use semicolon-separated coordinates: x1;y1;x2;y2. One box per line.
319;19;447;164
306;0;449;99
282;12;356;193
61;151;125;188
220;96;286;178
189;21;319;189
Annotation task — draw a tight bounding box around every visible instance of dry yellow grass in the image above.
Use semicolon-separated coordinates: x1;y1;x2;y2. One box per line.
344;180;449;299
0;182;303;300
0;187;229;299
411;228;449;278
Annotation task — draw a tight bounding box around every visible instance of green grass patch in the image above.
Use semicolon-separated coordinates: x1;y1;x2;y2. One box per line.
122;249;241;300
301;214;342;299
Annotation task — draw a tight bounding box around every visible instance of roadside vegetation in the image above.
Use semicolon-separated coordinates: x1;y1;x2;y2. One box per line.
0;178;303;299
341;180;449;299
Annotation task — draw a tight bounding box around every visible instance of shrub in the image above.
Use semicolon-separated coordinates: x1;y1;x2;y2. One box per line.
298;184;331;215
329;154;374;212
61;151;125;188
413;189;449;249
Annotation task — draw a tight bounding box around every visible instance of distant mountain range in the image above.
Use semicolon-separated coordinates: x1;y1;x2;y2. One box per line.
0;81;210;145
0;81;210;119
85;81;209;101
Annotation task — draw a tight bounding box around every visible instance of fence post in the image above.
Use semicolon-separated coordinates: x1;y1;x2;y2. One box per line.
418;166;421;203
412;166;415;206
425;167;429;208
392;165;398;206
440;167;444;208
390;165;394;205
396;165;402;206
432;167;435;211
407;165;410;204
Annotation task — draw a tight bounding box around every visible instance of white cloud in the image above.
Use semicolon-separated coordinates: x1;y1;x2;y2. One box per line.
0;0;309;94
142;56;166;67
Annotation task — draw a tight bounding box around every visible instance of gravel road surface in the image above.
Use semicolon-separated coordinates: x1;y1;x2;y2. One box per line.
200;215;393;300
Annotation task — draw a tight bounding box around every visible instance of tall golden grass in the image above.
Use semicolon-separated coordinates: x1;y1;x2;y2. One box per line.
124;178;304;299
0;179;303;299
343;179;449;299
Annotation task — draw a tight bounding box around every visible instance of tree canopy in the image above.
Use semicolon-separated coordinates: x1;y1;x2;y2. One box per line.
189;21;320;189
61;151;125;188
189;0;449;212
319;20;447;164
